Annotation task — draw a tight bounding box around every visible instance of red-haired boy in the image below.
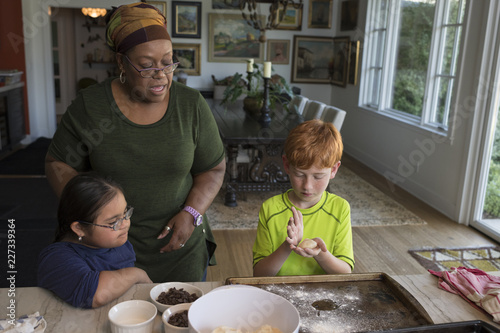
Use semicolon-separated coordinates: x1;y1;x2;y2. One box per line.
253;119;354;276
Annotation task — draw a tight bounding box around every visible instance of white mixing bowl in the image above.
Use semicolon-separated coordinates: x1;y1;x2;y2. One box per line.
188;286;300;333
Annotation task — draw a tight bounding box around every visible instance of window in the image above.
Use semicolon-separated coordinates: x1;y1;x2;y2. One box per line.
361;0;467;132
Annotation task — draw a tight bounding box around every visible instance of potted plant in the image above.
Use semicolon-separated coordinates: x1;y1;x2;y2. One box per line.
214;63;295;115
211;74;246;100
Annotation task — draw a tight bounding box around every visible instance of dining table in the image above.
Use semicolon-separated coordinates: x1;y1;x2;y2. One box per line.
1;273;500;332
206;98;303;207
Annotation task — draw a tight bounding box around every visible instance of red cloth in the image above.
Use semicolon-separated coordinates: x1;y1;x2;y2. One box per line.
429;267;500;322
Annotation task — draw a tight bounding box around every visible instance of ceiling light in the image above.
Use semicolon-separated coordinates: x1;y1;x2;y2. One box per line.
81;8;107;18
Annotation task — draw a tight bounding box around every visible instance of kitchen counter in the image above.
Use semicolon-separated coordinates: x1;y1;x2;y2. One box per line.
1;274;498;332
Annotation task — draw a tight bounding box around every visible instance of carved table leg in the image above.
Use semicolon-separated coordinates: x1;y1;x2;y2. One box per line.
248;144;289;186
224;144;239;207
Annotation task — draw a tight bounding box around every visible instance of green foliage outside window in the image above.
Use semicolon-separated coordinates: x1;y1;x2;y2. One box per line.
484;115;500;219
392;1;435;117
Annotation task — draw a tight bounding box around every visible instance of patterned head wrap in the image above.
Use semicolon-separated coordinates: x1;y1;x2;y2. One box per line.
106;2;171;54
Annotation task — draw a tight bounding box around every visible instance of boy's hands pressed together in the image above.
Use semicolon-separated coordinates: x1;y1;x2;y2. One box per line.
286;206;303;249
294;237;327;258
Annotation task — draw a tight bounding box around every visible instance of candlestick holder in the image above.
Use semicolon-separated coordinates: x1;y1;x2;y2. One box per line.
259;77;271;125
246;71;253;91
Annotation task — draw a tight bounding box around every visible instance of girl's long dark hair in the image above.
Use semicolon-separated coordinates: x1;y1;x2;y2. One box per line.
55;173;124;242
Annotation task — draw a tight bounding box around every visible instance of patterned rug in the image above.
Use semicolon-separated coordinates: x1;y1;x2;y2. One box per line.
206;166;427;229
409;246;500;272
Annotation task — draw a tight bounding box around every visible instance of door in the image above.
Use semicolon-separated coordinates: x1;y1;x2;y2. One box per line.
51;8;76;119
471;105;500;240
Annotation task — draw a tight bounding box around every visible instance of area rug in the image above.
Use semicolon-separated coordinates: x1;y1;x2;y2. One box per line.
408;246;500;272
206;166;427;229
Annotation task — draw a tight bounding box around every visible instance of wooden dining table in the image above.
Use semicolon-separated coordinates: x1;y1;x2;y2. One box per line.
206;99;303;207
1;273;500;332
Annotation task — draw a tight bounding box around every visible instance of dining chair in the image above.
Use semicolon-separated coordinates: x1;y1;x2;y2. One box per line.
289;95;309;115
302;100;326;121
320;105;347;131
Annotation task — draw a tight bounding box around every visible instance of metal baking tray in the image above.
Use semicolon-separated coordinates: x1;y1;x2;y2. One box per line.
226;273;434;333
370;320;500;332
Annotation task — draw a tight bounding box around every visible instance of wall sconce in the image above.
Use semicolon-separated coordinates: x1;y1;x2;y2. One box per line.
240;0;303;43
81;8;107;18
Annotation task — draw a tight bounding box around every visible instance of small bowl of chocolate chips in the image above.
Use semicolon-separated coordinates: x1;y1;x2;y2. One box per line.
162;302;191;333
150;282;203;313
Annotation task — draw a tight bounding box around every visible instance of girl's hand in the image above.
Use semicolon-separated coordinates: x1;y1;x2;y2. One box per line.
286;206;303;249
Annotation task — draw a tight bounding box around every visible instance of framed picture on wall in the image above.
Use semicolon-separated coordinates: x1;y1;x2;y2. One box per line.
348;40;360;85
208;13;264;63
308;0;333;29
267;39;290;64
291;35;334;84
331;36;351;87
212;0;240;9
146;1;166;15
340;0;359;31
173;43;201;76
172;1;201;38
275;4;303;30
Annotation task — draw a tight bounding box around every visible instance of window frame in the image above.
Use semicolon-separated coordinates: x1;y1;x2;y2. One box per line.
360;0;468;136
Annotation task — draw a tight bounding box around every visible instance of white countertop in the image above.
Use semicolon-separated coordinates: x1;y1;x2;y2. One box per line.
1;274;499;332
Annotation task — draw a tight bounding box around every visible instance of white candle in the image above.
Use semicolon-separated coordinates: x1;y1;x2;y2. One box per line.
247;59;254;72
263;61;272;78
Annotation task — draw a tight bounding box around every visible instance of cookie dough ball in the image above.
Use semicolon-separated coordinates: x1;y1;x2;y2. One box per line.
298;238;317;249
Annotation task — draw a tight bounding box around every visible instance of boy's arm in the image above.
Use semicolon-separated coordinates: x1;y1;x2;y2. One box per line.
253;241;294;276
253;207;303;277
313;245;352;274
293;238;352;274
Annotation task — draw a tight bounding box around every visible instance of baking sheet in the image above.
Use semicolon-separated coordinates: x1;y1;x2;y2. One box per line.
373;320;500;332
226;273;433;333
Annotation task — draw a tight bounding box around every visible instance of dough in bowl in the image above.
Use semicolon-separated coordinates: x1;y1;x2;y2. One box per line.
211;325;282;333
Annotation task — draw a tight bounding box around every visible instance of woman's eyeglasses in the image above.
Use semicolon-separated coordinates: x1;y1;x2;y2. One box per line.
78;206;134;231
123;55;179;78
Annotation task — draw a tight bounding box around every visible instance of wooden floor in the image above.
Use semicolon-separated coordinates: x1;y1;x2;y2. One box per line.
206;154;499;281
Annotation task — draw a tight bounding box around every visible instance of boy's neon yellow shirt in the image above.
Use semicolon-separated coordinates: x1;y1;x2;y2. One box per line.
253;189;354;275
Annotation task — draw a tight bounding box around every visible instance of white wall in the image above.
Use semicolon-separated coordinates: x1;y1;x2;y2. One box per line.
176;1;337;103
21;0;133;140
22;0;340;140
332;1;494;223
23;0;493;225
74;13;116;83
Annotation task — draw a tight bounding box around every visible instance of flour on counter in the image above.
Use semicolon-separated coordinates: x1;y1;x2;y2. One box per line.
261;283;404;333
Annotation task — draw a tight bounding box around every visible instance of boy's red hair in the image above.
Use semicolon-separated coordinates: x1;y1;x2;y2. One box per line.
284;119;343;169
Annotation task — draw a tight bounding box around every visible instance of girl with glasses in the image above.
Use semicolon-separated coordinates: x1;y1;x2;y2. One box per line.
37;174;151;308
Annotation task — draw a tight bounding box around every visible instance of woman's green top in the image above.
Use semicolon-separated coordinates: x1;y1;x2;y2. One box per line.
48;79;225;282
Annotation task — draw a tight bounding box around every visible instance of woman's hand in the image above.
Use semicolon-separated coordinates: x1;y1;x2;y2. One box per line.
157;210;194;253
157;159;225;253
285;206;303;249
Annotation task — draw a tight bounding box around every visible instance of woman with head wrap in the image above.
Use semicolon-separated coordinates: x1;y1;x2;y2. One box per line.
44;3;226;282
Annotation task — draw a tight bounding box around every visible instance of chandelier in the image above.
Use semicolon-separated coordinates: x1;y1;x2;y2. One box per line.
240;0;303;43
81;8;107;18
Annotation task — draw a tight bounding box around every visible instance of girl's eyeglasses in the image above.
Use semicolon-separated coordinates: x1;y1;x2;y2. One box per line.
78;206;134;231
